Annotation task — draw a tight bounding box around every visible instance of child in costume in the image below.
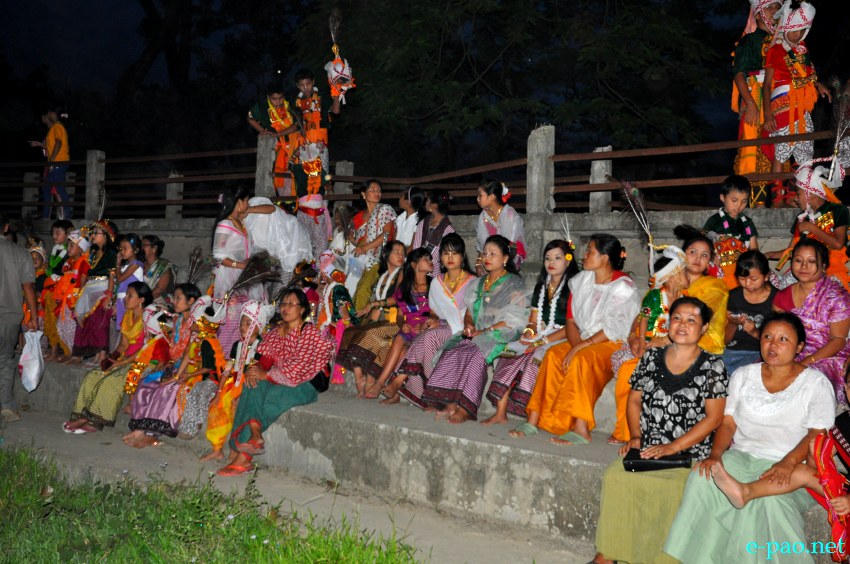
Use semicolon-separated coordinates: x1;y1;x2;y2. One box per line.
52;230;90;361
247;81;299;196
24;239;48;332
609;246;691;443
289;68;342;257
731;0;782;207
762;1;832;207
110;233;145;331
175;297;228;440
704;175;760;288
766;159;849;289
47;219;73;278
201;299;274;462
316;251;358;384
123;304;172;395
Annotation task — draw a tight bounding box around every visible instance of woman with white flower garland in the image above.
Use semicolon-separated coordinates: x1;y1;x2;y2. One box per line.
482;240;578;425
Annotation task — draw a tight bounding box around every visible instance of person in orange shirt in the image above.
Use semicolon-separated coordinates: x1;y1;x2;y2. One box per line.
29;107;71;219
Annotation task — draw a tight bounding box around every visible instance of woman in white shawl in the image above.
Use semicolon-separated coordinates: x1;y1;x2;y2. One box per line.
475;180;527;272
243;196;312;285
422;235;529;424
382;233;477;406
512;234;640;444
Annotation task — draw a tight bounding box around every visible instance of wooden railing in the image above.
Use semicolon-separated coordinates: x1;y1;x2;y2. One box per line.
0;127;841;221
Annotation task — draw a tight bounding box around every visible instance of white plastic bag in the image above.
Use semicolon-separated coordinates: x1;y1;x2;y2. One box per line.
18;330;44;392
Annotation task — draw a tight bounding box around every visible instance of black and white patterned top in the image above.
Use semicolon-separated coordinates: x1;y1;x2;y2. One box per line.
630;347;728;460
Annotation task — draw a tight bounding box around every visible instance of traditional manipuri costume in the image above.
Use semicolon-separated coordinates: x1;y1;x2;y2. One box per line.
23;240;47;332
68;301;148;429
476;198;527;268
486;271;571;418
353;203;397;270
114;257;144;330
228;320;333;453
248;95;296;195
683;274;729;355
704;209;759;288
732;0;780;206
526;269;640;435
787;159;850;288
244;196;312;287
664;364;835;564
595;347;728;564
291;87;334;257
143;256;175;306
316;251;358;384
52;230;89;355
205;300;275;453
127;297;200;438
212;217;258;355
610;246;688;442
72;221;118;358
764;2;820;168
422;273;528;420
177;298;228;439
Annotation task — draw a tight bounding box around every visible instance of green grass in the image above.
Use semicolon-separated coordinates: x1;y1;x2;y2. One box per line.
0;447;420;563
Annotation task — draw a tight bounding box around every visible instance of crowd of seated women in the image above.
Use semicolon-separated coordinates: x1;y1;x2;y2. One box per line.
36;177;850;558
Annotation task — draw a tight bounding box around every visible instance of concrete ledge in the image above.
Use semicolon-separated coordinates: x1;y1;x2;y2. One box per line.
13;362;832;558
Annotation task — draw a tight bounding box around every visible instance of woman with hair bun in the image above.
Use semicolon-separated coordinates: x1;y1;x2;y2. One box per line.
411;189;455;278
475;180;526;272
512;234;640;444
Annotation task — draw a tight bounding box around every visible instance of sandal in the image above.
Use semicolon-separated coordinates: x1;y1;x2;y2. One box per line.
236;439;265;456
607;436;626;446
509;422;539;438
62;421;86;435
551;431;591;445
216;463;255;477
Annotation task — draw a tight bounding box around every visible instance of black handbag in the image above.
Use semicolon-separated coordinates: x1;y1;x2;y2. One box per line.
622;448;692;472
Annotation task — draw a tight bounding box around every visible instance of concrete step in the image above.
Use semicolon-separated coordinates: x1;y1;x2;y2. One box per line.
13;362;833;560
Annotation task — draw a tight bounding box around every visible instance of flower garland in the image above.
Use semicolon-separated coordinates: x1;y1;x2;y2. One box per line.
717;208;752;237
536;275;565;335
234;337;261;387
375;267;400;301
319;281;339;331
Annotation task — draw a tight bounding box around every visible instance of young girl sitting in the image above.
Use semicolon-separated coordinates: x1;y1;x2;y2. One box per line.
723;251;776;375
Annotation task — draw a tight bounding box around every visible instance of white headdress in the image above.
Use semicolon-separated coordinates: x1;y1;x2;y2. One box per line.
776;1;815;43
142;304;171;338
652;246;687;290
745;0;783;34
794;158;844;204
68;229;90;253
240;300;275;339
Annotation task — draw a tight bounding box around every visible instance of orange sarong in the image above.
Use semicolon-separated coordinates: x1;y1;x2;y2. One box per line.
526;340;620;436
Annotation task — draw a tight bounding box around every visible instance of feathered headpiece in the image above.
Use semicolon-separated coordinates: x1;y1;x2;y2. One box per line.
325;8;356;104
27;238;47;262
185;245;213;287
557;213;576;261
89;219;117;242
223;251;282;302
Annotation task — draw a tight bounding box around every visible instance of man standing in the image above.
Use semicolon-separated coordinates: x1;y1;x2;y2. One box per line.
247;82;299;197
0;212;38;423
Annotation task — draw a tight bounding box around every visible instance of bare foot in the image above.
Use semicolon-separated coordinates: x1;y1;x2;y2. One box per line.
132;434;160;449
382;376;406;398
65;419;87;430
122;430;145;445
712;462;748;509
63;356;82;365
363;380;383;399
200;450;224;461
435;404;456;420
447;408;471;424
480;413;508;426
78;423;99;433
379;393;400;405
224;450;239;465
424;406;438;413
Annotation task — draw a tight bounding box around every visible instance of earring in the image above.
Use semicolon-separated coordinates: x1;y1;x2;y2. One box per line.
503;261;507;267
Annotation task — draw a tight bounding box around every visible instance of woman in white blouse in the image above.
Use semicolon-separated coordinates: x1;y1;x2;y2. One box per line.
663;312;836;564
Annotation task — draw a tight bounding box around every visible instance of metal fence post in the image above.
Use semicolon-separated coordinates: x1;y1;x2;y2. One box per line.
589;146;613;214
85;150;105;221
166;171;183;219
255;135;276;199
526;125;555;214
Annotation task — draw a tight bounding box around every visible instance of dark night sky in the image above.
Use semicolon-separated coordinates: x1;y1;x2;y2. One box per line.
1;0;148;93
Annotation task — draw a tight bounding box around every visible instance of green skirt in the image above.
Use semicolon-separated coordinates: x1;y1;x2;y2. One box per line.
664;449;815;564
229;380;318;448
595;459;688;564
71;364;131;427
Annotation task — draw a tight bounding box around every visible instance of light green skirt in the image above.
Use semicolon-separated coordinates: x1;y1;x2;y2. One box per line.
595;458;689;564
664;449;815;564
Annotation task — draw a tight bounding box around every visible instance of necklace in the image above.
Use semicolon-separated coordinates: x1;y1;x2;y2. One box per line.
483;271;506;293
89;249;104;269
537;275;565;335
485;206;503;226
444;271;466;293
376;267;401;300
229;216;246;233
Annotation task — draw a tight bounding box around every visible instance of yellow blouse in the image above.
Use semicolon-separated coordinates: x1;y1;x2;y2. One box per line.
684;275;729;355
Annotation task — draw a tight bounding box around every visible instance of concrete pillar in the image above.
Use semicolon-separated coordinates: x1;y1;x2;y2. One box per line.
85;150;106;221
22;172;40;219
526;125;555;214
255;135;276;199
166;171;183;220
589;145;613;214
333;160;354;212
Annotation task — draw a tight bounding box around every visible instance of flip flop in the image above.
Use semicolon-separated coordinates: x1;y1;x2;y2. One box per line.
216;463;255;477
509;422;539;437
236;439;265;456
552;431;590;445
62;422;86;435
607;436;626;446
